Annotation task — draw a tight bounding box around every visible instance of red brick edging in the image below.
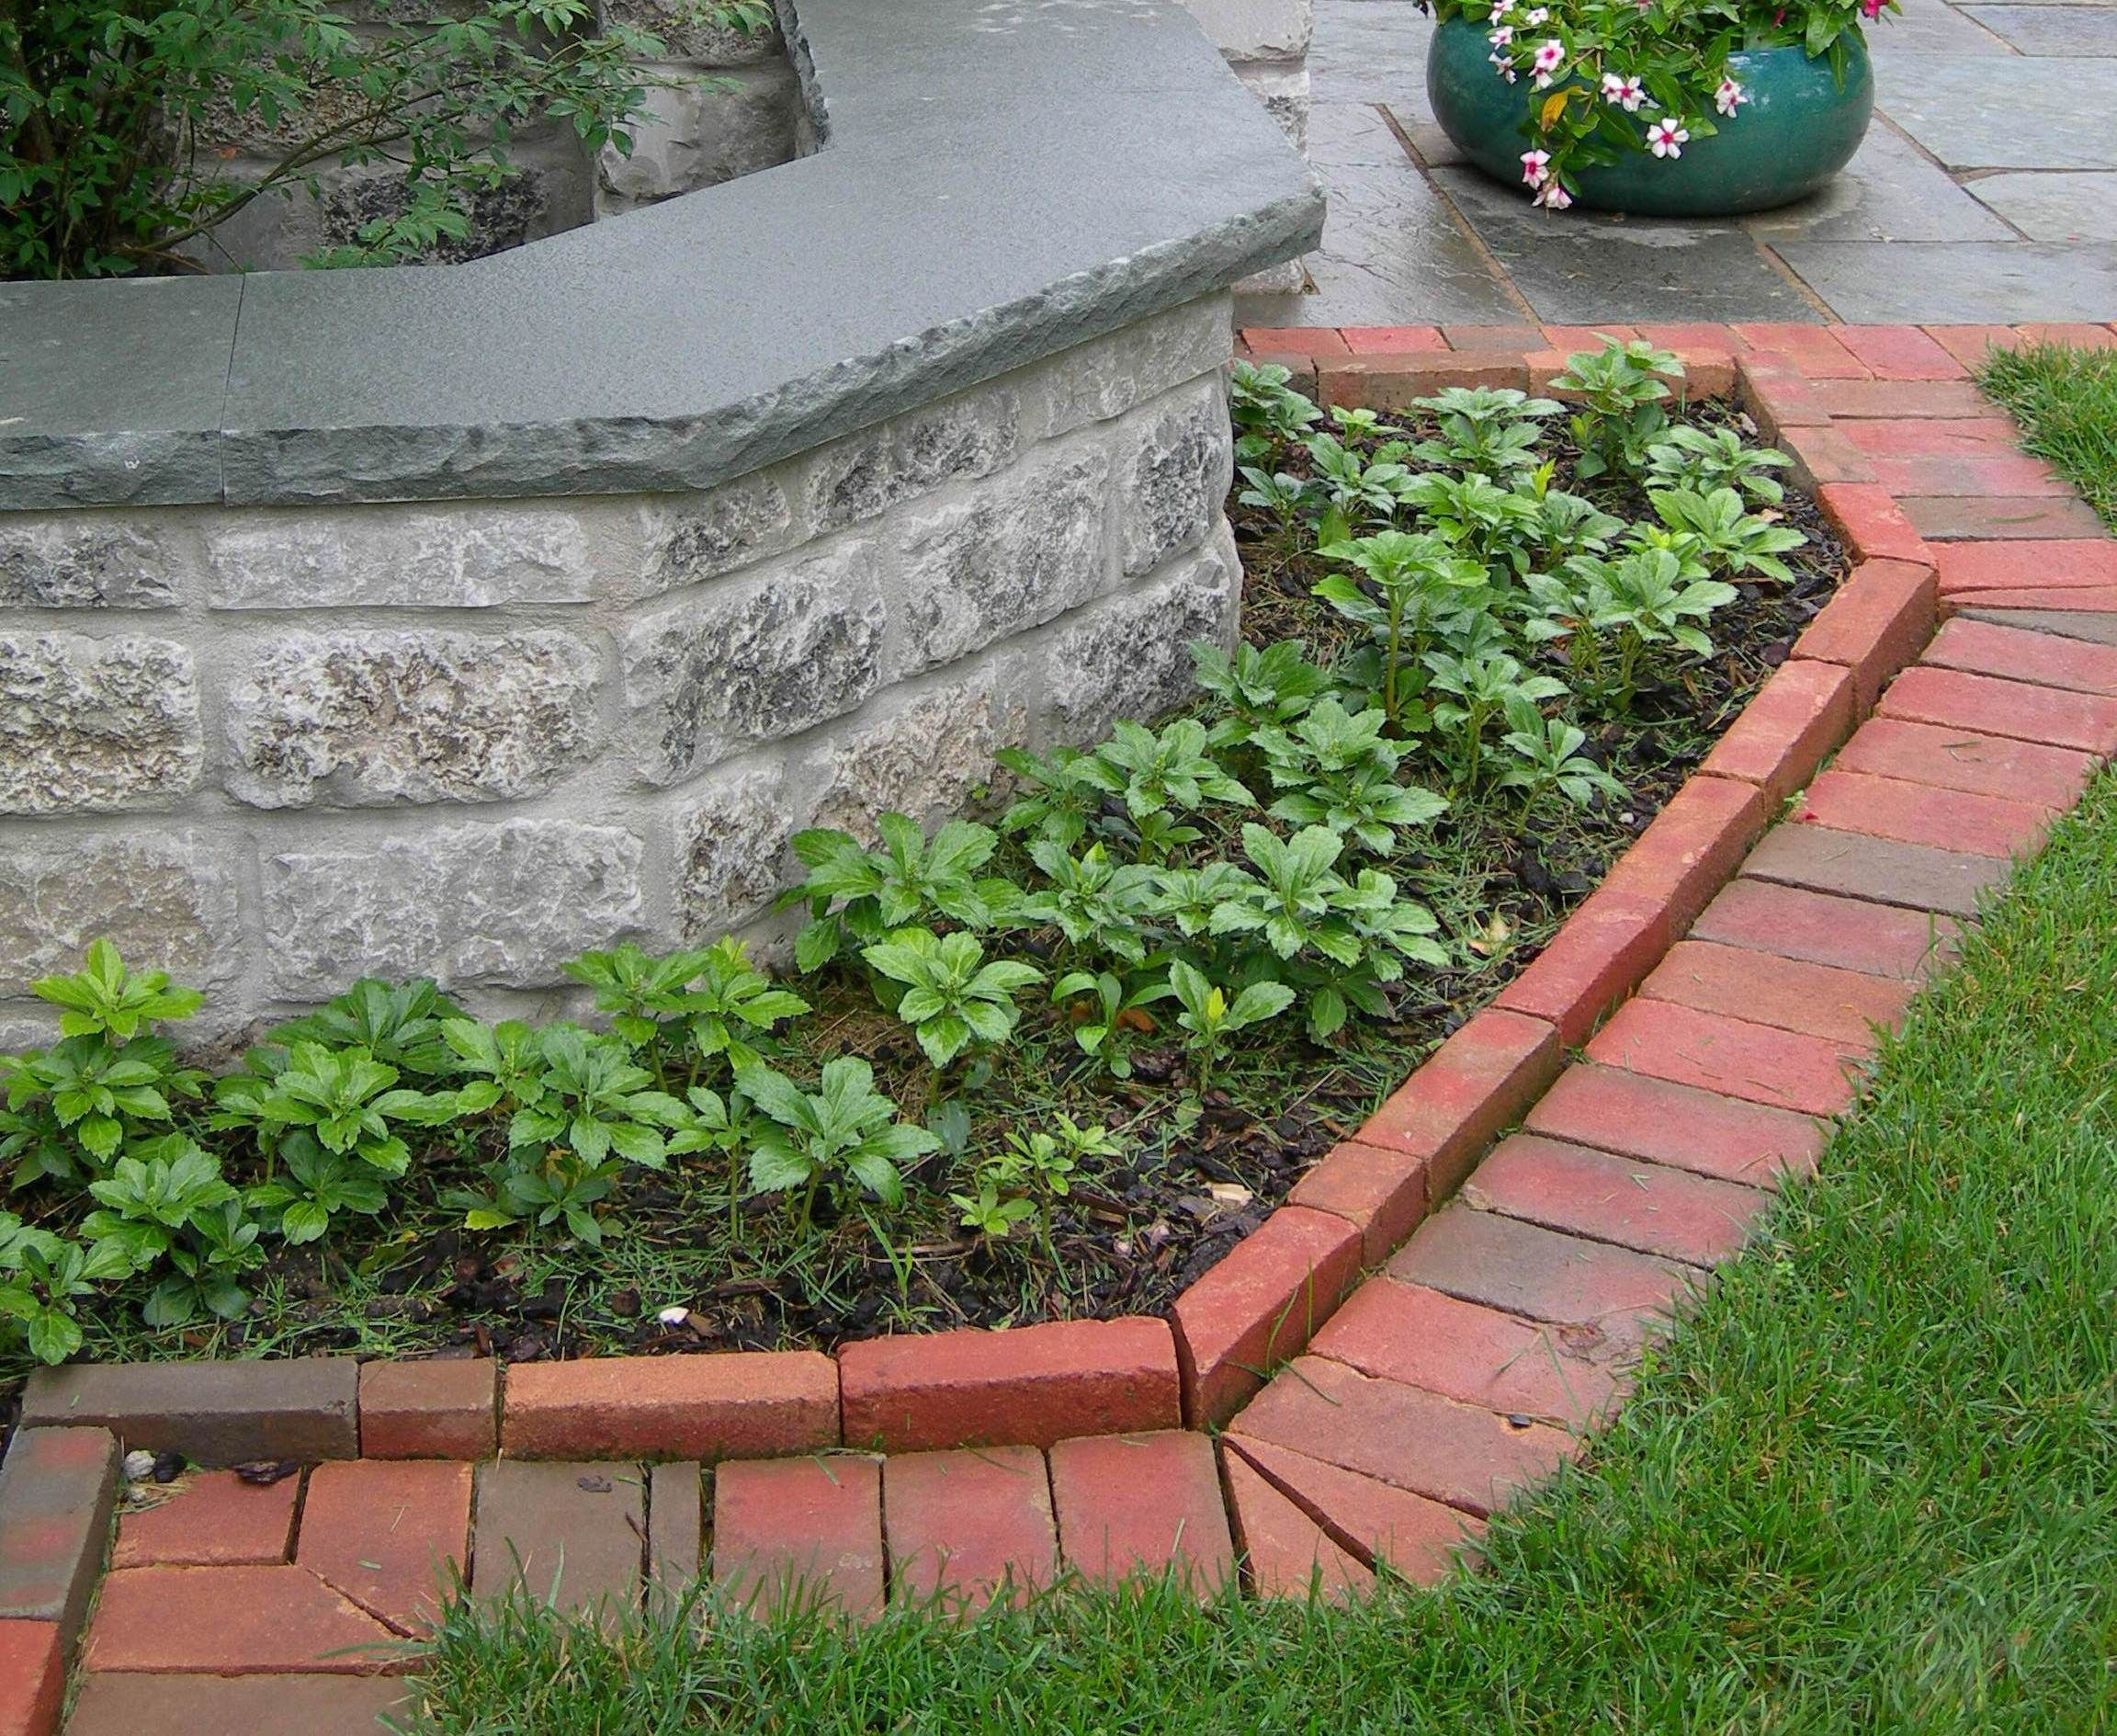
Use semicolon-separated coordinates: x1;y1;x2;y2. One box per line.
6;319;2117;1725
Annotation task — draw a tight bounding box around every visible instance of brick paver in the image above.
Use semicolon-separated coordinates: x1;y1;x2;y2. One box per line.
0;1620;62;1736
1878;664;2117;755
1219;1447;1372;1603
1742;825;2013;919
469;1460;644;1625
357;1359;498;1460
1523;1062;1825;1187
1639;938;1914;1050
1049;1432;1234;1592
1831;716;2094;810
1798;769;2052;859
1586;999;1862;1117
1463;1136;1770;1269
0;1427;119;1645
113;1469;300;1570
712;1455;884;1621
1227;1436;1483;1585
83;1565;399;1675
298;1459;471;1635
63;1673;411;1736
1688;876;1960;982
883;1447;1058;1612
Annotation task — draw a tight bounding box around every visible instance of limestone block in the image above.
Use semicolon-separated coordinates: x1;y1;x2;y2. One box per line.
0;832;243;999
0;633;202;814
629;468;798;600
262;819;645;999
0;517;175;609
623;540;885;784
205;505;600;608
1046;525;1240;742
803;666;1032;843
1117;378;1234;579
597;62;799;210
897;443;1111;675
673;762;800;937
804;392;1021;533
223;630;603;810
1033;294;1235;442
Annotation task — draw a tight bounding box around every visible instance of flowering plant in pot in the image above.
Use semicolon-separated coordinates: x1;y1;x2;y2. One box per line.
1422;0;1893;216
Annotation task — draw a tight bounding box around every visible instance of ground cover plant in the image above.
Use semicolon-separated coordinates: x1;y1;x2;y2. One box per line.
406;767;2117;1734
1978;341;2117;530
0;339;1846;1398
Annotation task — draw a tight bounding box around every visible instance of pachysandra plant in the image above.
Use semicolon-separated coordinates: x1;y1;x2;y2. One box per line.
1432;0;1897;208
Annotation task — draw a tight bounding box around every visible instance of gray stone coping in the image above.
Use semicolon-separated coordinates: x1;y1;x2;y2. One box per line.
0;0;1320;511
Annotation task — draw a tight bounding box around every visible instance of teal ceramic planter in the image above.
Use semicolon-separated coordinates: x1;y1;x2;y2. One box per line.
1427;17;1873;216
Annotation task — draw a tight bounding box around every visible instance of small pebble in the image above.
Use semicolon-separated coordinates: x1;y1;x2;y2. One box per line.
122;1449;156;1483
152;1450;186;1484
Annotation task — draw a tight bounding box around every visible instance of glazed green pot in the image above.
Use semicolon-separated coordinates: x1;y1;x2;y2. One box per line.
1427;16;1873;216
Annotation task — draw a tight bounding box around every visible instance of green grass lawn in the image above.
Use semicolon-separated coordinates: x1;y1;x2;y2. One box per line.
402;768;2117;1734
1980;342;2117;529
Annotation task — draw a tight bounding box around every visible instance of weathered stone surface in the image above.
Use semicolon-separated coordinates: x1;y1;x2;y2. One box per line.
1183;0;1314;64
0;831;241;1000
805;668;1031;841
1047;528;1240;740
323;146;589;263
0;516;175;608
0;633;201;813
224;630;603;809
898;444;1111;674
674;763;799;936
1117;379;1232;578
597;62;799;210
600;0;786;62
624;542;885;783
205;505;599;607
1233;60;1311;153
262;819;644;999
804;393;1022;533
1035;296;1233;439
632;470;797;599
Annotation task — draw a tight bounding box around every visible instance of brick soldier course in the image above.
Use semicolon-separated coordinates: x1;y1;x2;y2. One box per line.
6;322;2117;1733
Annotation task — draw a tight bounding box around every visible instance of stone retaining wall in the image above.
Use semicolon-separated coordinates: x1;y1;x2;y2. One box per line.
0;295;1240;1036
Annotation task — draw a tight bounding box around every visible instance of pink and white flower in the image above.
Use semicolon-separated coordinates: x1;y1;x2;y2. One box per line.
1715;76;1747;116
1491;52;1519;80
1647;116;1690;157
1534;181;1574;210
1521;148;1552;188
1531;37;1566;86
1523;6;1549;20
1489;1;1511;22
1489;25;1515;48
1601;71;1647;110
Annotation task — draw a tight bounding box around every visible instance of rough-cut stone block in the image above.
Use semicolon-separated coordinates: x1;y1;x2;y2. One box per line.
1311;1276;1621;1431
623;540;885;782
1354;1010;1564;1204
298;1459;472;1636
1117;379;1231;578
1491;889;1670;1048
1585;998;1862;1117
714;1455;883;1621
84;1565;401;1674
1798;768;2051;859
1036;295;1233;439
1228;1435;1483;1585
1641;936;1915;1050
504;1351;838;1460
1220;1441;1373;1602
0;1619;62;1736
804;391;1020;533
597;61;798;207
1387;1206;1696;1334
1229;1356;1572;1519
1172;1206;1364;1425
1232;58;1309;151
1922;616;2117;698
357;1358;499;1459
1700;658;1854;804
223;630;601;809
0;832;241;1001
1286;1139;1430;1266
0;1428;119;1646
1045;527;1240;739
1600;776;1770;935
1183;0;1313;62
899;444;1112;674
671;762;798;937
62;1673;410;1736
841;1317;1178;1452
205;505;600;607
647;1463;703;1607
1743;823;2013;920
801;666;1032;841
1690;876;1960;981
262;818;644;1000
1793;558;1940;713
1879;664;2117;755
470;1459;645;1625
21;1361;357;1464
1462;1133;1770;1269
0;633;200;814
112;1469;299;1569
599;0;787;60
1525;1062;1825;1187
884;1446;1058;1612
631;470;797;599
1049;1431;1234;1593
0;516;174;608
